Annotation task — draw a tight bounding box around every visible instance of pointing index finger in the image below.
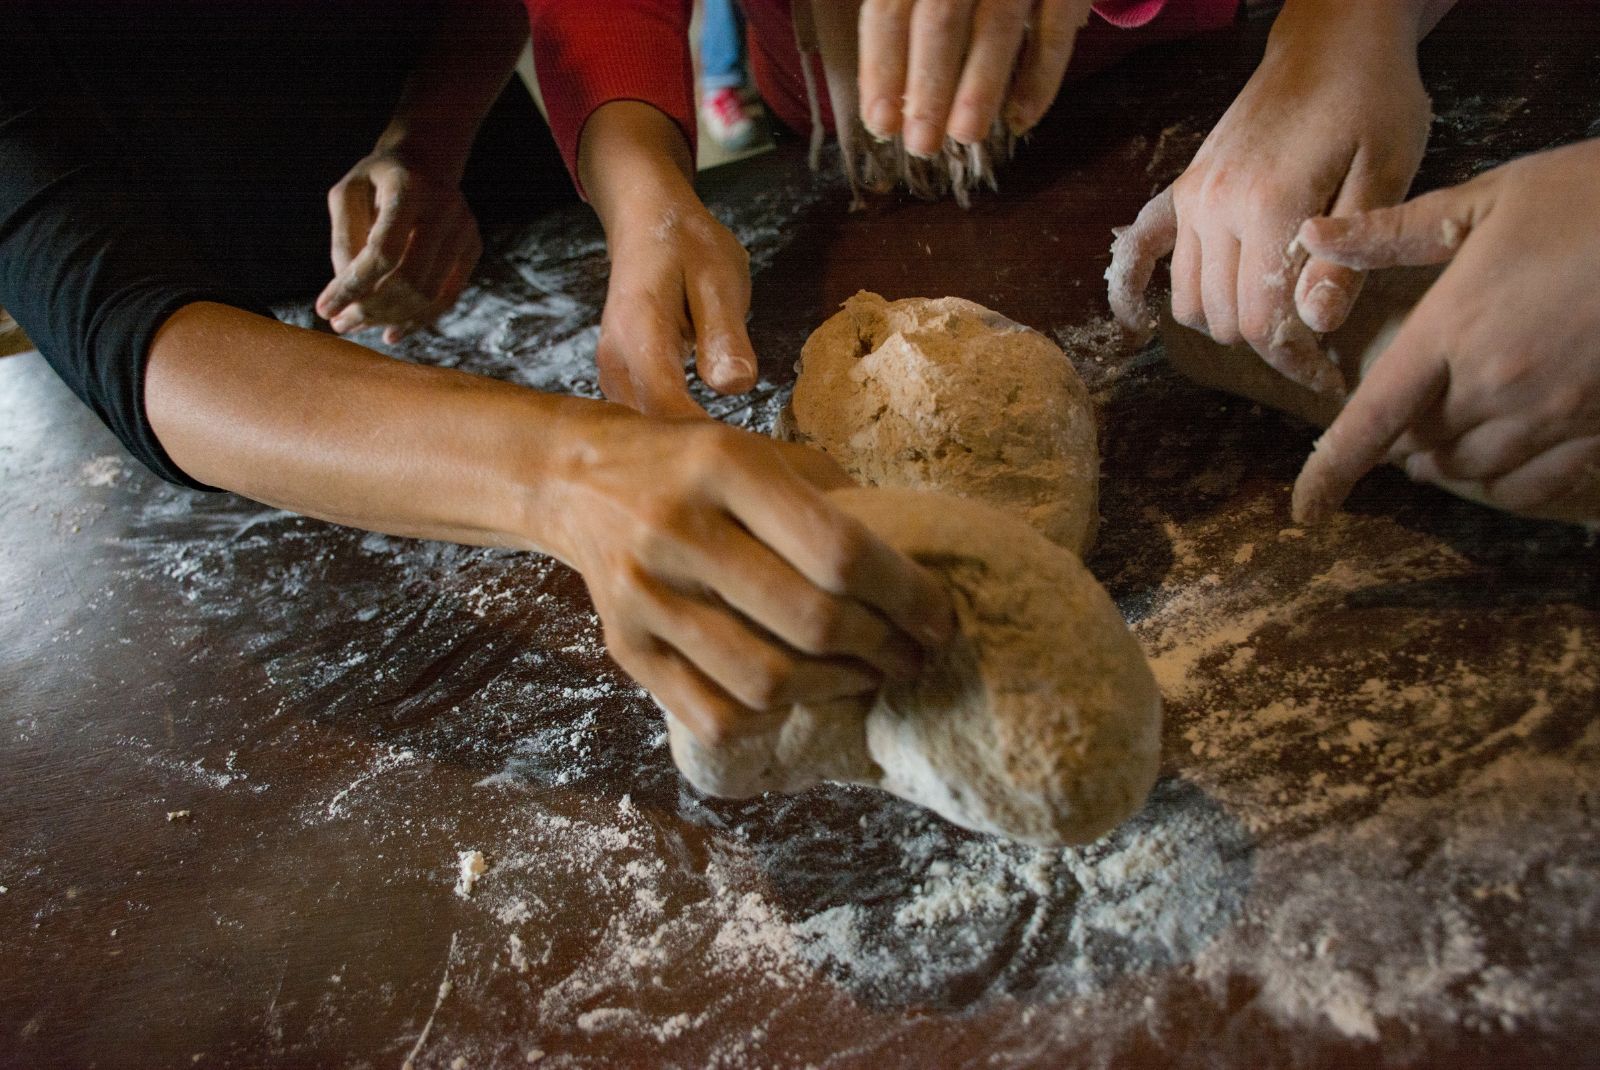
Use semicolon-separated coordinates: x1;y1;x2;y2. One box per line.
1291;312;1450;523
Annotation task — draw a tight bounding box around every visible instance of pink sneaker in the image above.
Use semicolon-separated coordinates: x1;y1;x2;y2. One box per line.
700;86;759;151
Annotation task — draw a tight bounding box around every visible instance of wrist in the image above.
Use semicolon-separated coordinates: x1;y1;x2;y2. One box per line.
578;101;697;236
372;122;474;185
499;395;644;567
1268;0;1431;62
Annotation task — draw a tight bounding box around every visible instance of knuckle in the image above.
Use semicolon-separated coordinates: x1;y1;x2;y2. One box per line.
1171;290;1206;332
1542;384;1586;423
682;424;741;478
818;523;873;592
1479;353;1535;397
953;87;1002;118
902;102;949;127
631;507;689;566
745;651;795;710
1238;310;1275;351
918;0;963;30
793;593;848;652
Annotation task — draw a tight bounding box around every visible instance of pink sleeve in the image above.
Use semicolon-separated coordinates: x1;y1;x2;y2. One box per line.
1092;0;1240;30
525;0;697;199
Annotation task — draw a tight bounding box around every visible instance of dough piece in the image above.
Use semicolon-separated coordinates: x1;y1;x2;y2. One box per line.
783;292;1100;554
1163;266;1600;524
667;486;1161;847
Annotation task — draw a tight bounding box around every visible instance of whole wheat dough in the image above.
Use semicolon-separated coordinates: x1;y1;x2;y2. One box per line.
667;486;1161;847
1162;266;1600;525
783;292;1100;554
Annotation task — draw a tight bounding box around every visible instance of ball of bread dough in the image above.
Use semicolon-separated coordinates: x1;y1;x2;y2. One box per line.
782;292;1100;554
667;486;1161;847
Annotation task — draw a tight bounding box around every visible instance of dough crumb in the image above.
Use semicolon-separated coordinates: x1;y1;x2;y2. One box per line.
166;810;191;822
508;933;530;973
1441;217;1465;250
455;850;487;898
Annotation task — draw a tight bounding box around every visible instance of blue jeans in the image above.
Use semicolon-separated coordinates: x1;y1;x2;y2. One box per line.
700;0;746;91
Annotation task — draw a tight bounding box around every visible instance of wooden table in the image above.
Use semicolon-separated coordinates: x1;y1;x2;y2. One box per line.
4;3;1598;1067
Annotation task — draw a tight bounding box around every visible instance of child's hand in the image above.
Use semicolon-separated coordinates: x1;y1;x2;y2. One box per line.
579;102;759;418
595;191;758;419
1292;139;1600;523
316;148;481;345
1109;0;1433;394
857;0;1094;155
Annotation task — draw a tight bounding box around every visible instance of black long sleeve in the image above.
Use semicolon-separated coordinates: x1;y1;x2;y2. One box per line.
0;10;274;488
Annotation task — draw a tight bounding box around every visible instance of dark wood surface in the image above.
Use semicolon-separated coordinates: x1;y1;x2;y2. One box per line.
4;4;1599;1068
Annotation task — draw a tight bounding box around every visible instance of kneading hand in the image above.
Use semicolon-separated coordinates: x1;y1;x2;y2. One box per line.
1291;138;1600;523
1108;0;1433;394
556;415;956;744
315;148;482;345
858;0;1094;155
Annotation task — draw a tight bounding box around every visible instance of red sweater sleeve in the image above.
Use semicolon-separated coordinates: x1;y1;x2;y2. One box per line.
1093;0;1239;30
526;0;696;199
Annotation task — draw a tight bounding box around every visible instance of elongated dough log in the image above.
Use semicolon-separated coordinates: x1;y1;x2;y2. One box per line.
1162;266;1600;524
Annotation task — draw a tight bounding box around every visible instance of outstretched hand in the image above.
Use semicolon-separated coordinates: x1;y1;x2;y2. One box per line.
1292;139;1600;523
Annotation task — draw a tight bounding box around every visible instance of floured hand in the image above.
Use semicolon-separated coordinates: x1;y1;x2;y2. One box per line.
1108;0;1433;395
1292;138;1600;523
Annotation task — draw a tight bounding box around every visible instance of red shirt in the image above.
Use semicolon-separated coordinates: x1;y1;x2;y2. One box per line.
528;0;1240;195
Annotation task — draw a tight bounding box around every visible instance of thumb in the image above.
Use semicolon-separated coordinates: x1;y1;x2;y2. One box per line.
1107;185;1178;339
686;260;759;396
774;439;854;492
1297;178;1493;272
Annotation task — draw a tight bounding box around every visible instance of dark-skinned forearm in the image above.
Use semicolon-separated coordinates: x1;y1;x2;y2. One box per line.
144;301;614;560
377;0;531;176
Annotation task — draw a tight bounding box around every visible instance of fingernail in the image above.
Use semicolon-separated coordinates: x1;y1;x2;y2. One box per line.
866;98;897;139
902;119;941;159
1004;101;1032;138
947;108;984;146
330;312;356;333
723;355;756;388
1301;279;1353;334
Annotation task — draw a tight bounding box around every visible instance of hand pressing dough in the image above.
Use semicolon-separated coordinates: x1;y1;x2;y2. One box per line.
1162;266;1600;524
667;486;1161;847
782;292;1100;554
